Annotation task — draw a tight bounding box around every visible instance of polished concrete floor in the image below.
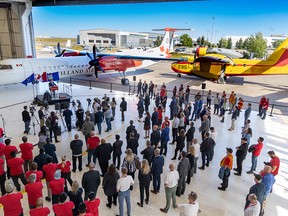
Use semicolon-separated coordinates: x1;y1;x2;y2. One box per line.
0;82;287;216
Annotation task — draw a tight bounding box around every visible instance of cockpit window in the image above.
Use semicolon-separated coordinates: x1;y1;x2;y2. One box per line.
0;65;13;70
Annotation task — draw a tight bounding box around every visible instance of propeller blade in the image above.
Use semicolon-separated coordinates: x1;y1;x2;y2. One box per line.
88;65;92;70
57;43;61;55
54;50;58;55
93;45;97;60
59;49;66;57
94;66;98;79
86;52;93;60
98;64;105;73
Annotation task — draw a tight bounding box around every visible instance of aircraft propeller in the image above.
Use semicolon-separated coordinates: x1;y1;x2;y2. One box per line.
54;43;66;57
86;45;105;79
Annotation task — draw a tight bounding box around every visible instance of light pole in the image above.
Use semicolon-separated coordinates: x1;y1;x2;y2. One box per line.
210;17;215;44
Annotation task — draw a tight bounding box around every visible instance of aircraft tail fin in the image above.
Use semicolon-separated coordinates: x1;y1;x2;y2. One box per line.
266;38;288;62
66;39;71;48
152;28;193;57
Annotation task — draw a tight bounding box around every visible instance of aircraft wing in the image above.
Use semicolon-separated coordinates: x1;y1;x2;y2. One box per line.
194;56;235;65
89;53;186;62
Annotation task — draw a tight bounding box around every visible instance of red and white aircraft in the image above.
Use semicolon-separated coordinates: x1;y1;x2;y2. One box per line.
0;28;191;85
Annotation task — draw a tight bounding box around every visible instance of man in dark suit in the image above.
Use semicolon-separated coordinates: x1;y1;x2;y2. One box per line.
82;162;101;200
234;137;248;176
112;134;123;170
198;132;215;170
150;125;161;149
95;139;112;176
151;107;159;127
126;120;135;144
140;141;154;165
176;151;190;197
119;97;127;121
151;149;164;194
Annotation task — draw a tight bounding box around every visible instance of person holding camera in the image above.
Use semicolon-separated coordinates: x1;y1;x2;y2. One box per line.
46;112;59;143
38;106;45;128
63;106;73;132
22;106;31;134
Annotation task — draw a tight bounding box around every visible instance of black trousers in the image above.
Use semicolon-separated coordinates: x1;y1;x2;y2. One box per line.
113;154;121;169
49;128;59;142
0;173;6;195
201;151;210;168
107;193;118;206
236;157;244;174
72;155;82;172
99;161;109;176
121;111;125;121
173;146;184;159
61;172;73;191
52;194;60;205
139;184;150;205
11;173;27;191
172;128;178;143
65;119;72;131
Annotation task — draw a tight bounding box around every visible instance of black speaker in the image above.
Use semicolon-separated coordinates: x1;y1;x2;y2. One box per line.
201;83;206;90
133;76;136;81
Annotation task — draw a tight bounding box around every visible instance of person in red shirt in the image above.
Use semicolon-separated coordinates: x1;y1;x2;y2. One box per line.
0;181;23;216
267;151;280;176
0;141;5;160
258;96;267;116
25;162;43;182
261;98;269;120
29;198;50;216
161;116;170;129
78;202;94;216
25;173;43;209
43;156;58;202
247;137;264;174
50;170;65;204
53;192;75;216
0;127;4;143
86;131;100;166
19;136;34;172
7;151;27;191
85;192;100;216
58;155;73;191
0;157;6;195
218;148;234;191
3;139;17;179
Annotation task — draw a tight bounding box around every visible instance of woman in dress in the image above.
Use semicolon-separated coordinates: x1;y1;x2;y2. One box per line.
144;111;151;139
103;164;120;208
172;129;186;160
137;159;151;207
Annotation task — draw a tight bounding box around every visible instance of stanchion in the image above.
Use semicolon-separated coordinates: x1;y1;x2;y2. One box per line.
110;83;113;92
269;104;274;117
89;81;92;90
70;77;72;86
128;85;131;95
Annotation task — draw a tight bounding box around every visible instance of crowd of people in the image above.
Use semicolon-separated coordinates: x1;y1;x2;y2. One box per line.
0;80;280;216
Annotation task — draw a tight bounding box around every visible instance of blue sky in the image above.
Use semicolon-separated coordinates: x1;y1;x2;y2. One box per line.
33;0;288;41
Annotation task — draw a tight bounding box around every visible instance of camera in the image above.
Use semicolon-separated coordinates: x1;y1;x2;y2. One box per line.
86;98;92;104
71;100;76;107
29;105;36;113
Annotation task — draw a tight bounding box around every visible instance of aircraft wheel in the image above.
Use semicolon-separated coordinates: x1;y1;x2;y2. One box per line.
121;78;129;85
177;73;181;78
217;76;225;84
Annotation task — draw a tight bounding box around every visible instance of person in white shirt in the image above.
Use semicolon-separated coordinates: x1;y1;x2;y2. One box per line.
116;167;134;216
160;163;179;213
193;138;200;174
170;114;180;144
177;191;199;216
244;193;261;216
209;127;217;161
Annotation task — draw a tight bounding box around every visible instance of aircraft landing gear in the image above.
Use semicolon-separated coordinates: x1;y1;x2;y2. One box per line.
177;73;181;78
121;78;129;85
217;75;226;84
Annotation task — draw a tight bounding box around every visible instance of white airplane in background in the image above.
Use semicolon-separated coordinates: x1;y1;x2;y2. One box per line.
0;28;190;85
41;40;72;54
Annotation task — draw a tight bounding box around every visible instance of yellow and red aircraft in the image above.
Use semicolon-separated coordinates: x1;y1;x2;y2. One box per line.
171;38;288;83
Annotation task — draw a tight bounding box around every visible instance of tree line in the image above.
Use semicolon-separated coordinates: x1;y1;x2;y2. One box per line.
171;32;285;59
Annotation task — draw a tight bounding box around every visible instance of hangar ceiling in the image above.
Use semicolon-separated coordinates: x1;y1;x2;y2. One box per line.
32;0;199;7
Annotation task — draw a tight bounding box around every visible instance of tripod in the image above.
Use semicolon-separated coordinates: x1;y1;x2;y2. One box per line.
0;114;8;140
56;109;67;132
30;112;40;136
